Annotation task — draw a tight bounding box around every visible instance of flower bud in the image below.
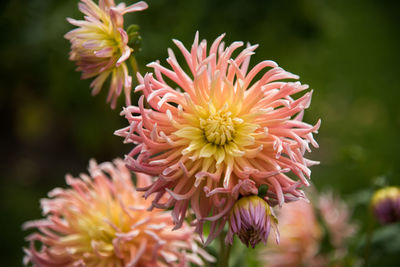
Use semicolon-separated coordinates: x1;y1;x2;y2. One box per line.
371;186;400;224
226;195;278;248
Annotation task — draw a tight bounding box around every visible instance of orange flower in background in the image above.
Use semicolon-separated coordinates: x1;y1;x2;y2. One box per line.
116;32;320;243
65;0;148;108
23;159;214;267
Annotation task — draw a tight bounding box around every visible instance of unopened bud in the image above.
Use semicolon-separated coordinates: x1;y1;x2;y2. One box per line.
226;195;278;248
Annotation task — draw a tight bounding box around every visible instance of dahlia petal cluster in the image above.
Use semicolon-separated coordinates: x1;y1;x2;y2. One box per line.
226;196;278;248
23;159;213;267
65;0;148;108
371;186;400;224
115;32;320;243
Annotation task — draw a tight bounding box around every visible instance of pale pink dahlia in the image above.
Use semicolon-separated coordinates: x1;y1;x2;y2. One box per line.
65;0;148;108
23;159;213;267
115;32;320;243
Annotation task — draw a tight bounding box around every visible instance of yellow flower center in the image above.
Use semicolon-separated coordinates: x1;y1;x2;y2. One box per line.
174;102;261;164
200;111;236;145
58;197;134;260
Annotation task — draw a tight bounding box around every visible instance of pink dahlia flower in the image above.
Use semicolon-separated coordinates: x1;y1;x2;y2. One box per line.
23;159;214;267
226;196;278;248
65;0;148;108
115;32;320;243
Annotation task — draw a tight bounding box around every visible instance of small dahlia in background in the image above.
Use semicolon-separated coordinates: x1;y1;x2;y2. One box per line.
318;192;357;248
23;159;213;267
259;191;356;267
65;0;148;108
226;196;278;248
371;186;400;224
116;32;320;243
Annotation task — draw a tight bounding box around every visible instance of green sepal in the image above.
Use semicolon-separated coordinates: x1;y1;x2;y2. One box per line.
257;184;268;199
127;24;142;52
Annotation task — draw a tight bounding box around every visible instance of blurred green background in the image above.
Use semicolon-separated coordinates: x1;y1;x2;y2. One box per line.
1;0;400;266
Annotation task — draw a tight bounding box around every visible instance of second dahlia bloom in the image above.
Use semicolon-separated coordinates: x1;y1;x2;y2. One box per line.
23;159;213;267
65;0;148;108
116;32;320;243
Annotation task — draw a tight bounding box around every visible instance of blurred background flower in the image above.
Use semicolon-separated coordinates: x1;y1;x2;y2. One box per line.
2;0;400;266
259;199;322;267
23;159;213;266
259;190;357;267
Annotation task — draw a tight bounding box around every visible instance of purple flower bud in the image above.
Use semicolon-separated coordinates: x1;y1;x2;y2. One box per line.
226;195;278;248
371;186;400;224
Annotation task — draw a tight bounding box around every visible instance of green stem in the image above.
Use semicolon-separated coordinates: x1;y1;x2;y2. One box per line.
218;234;231;267
225;244;231;266
364;208;376;266
128;54;147;107
129;55;140;84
